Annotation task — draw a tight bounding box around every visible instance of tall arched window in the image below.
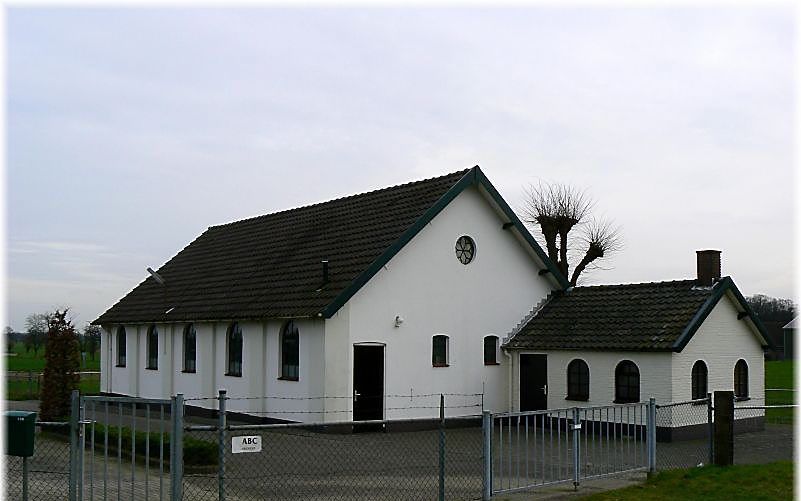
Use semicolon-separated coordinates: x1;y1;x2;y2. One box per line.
432;335;449;367
226;323;243;377
483;335;499;365
567;359;590;401
691;360;708;400
734;359;749;399
146;325;159;370
280;320;299;380
116;326;127;367
614;360;640;403
183;324;197;373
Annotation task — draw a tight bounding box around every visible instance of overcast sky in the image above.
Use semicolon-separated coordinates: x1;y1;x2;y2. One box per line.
4;6;796;331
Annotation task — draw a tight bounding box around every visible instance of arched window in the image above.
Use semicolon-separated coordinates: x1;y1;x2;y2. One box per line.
483;336;499;365
614;360;639;403
183;324;197;373
432;335;449;367
280;320;299;380
734;359;749;399
567;359;590;401
116;326;127;367
146;325;159;370
691;360;708;400
226;323;243;377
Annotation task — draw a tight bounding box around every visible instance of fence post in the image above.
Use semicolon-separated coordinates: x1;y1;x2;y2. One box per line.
27;370;33;399
647;398;656;475
707;392;714;466
69;389;79;501
713;390;734;466
218;389;227;501
482;411;491;501
438;394;445;501
170;393;184;501
572;407;580;490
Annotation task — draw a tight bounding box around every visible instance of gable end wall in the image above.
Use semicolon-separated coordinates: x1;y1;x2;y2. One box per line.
672;293;765;404
329;185;556;420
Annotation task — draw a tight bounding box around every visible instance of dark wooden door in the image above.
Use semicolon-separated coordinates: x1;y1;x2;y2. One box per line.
520;354;548;411
353;345;384;421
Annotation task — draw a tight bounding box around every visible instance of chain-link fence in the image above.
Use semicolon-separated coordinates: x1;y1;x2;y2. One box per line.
733;403;795;466
757;389;795;424
4;422;71;500
183;418;482;501
654;398;712;470
181;428;219;501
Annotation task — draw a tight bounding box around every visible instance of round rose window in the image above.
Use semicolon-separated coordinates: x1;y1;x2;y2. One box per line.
455;236;476;265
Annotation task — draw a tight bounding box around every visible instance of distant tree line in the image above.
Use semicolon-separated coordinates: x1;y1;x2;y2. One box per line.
746;294;795;324
5;312;101;361
746;294;796;360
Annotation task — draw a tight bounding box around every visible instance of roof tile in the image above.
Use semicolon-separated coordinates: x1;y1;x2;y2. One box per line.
94;169;469;324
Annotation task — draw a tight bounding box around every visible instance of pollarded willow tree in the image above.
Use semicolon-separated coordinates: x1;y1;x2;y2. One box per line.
521;182;621;286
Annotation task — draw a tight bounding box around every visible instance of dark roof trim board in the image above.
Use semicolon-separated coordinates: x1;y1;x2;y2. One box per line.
320;167;567;318
671;276;773;352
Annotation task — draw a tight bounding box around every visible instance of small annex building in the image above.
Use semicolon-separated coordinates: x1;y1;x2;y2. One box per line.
504;250;772;436
94;167;567;422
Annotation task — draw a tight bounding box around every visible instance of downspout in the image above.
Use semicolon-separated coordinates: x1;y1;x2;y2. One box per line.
503;348;513;412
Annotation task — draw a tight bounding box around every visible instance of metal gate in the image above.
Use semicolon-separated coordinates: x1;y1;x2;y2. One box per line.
488;401;655;496
71;392;183;501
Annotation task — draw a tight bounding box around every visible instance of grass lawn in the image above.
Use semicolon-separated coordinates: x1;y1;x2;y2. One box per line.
6;341;101;400
6;378;100;400
6;341;100;372
764;360;794;424
582;462;793;501
765;360;794;389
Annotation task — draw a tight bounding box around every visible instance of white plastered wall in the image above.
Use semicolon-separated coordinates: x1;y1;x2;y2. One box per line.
105;318;325;421
672;293;765;415
107;324;137;396
325;185;557;421
509;350;673;411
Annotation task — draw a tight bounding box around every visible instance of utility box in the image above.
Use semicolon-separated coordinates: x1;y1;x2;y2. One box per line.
5;411;37;457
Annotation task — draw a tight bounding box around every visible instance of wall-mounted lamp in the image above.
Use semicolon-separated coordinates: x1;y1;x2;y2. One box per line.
394;315;404;328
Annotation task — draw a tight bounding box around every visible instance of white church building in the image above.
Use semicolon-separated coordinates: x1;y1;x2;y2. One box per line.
94;167;771;423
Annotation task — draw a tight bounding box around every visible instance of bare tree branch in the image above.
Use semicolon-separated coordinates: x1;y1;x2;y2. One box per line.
569;218;623;286
522;181;620;284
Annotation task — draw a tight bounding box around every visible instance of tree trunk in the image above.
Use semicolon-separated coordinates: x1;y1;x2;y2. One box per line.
558;230;569;279
570;247;603;286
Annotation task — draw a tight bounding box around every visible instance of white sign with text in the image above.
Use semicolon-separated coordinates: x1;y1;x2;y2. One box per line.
231;435;262;454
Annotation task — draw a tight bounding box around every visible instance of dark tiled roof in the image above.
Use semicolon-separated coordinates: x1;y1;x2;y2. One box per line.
94;169;471;324
505;279;718;351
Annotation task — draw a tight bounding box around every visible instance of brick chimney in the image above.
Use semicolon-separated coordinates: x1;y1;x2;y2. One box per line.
696;250;721;286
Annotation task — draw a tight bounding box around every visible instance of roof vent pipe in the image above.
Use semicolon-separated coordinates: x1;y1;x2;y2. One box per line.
322;260;329;284
696;250;721;286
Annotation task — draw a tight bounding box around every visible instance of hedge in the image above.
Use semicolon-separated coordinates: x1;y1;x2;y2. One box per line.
84;423;217;467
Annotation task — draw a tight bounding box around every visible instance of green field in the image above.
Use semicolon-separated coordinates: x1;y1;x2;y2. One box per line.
765;360;794;424
5;341;101;400
6;341;100;372
6;377;100;400
765;360;794;389
581;461;793;500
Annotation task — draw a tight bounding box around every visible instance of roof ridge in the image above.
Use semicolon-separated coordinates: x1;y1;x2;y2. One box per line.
571;278;698;290
209;168;473;230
